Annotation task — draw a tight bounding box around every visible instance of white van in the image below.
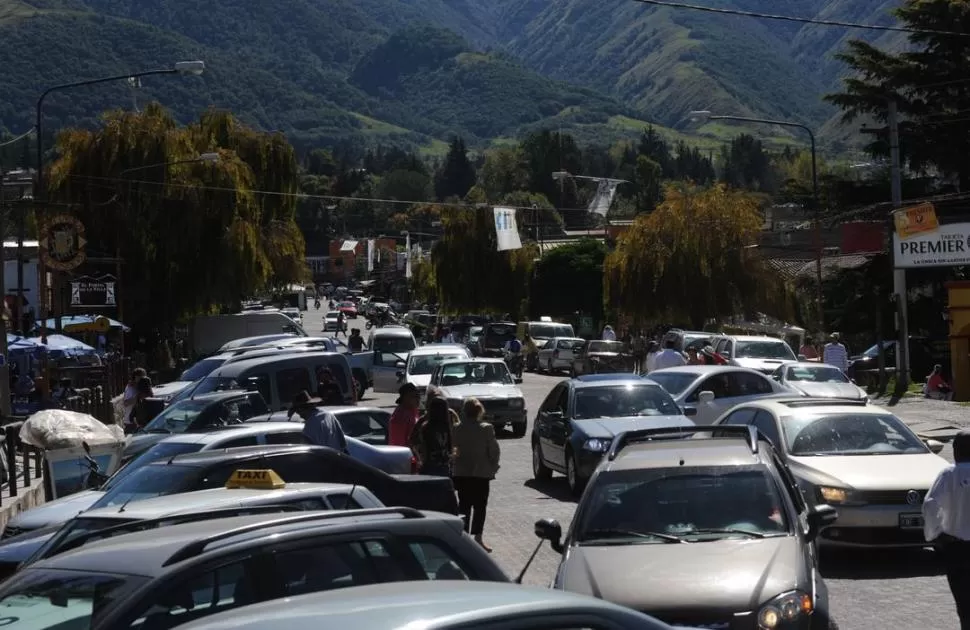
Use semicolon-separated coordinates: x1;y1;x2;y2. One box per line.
189;352;355;410
369;326;418;393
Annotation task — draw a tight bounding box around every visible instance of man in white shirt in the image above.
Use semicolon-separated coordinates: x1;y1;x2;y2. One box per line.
924;431;970;628
601;325;616;341
652;339;688;371
822;333;848;372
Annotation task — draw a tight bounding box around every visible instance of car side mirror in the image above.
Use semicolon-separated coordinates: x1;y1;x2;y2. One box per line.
545;410;564;421
698;391;715;404
395;361;406;369
807;504;838;539
925;439;945;454
534;518;563;553
682;406;698;417
514;377;523;384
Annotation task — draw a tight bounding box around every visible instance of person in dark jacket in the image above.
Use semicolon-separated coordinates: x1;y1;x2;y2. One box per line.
410;397;455;476
315;367;344;405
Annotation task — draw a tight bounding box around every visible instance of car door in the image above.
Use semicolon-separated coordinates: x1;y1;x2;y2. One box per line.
572;342;589;374
684;373;732;424
727;370;779;407
372;348;405;393
337;410;390;445
751;410;783;452
538;385;570;469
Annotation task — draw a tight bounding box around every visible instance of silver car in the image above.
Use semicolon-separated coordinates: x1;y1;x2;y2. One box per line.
428;358;527;437
771;362;868;402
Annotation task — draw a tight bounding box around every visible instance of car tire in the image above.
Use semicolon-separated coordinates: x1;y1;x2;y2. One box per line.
512;422;527;438
565;450;584;497
532;439;552;480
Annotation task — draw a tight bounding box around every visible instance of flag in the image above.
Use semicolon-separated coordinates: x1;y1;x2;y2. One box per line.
588;180;620;217
405;232;412;278
366;239;375;272
493;207;522;251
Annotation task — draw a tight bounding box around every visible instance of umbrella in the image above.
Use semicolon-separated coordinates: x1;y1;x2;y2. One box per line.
35;315;130;333
37;334;97;359
6;334;46;356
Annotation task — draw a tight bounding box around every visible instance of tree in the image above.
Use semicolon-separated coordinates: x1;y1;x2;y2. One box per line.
532;239;606;323
409;258;437;304
825;0;970;189
479;146;529;200
431;205;536;315
604;183;791;328
520;130;583;227
434;136;476;200
634;155;662;213
48;103;308;335
377;168;433;203
720;134;772;191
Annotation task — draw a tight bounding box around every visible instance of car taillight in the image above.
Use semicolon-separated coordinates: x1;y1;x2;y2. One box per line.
410;456;418;474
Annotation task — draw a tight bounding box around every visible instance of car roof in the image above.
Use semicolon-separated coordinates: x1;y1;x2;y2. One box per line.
33;509;459;576
175;582;637;630
571;374;648;387
409;344;470;355
611;436;764;471
644;365;760;376
157;422;305;444
370;327;414;336
145;444;320;467
76;483;364;522
439;358;504;365
209;352;346;377
715;335;787;342
722;397;881;417
173;391;257;405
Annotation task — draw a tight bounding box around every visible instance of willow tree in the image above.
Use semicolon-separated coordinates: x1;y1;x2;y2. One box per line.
604;183;791;328
48;102;308;334
431;204;535;316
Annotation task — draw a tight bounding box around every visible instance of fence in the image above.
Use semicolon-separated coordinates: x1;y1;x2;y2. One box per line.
0;422;44;507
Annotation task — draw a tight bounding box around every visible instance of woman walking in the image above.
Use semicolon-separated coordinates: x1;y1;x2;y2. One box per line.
410;397;455;477
452;398;501;552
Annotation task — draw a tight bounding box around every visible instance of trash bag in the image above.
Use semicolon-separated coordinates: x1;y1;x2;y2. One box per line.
18;409;125;451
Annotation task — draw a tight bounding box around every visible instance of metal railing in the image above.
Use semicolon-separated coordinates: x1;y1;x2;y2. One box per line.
0;421;44;504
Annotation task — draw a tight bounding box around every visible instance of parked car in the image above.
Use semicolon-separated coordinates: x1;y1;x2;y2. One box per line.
476;322;517;358
535;337;586;374
570;340;634;376
429;359;527;437
323;311;342;332
710;335;799;374
398;344;473;400
771;362;868;401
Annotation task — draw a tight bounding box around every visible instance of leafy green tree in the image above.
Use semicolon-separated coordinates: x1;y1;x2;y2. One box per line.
48;103;308;334
520;130;583;226
719;134;772;191
634;155;662;213
480;146;530;200
434;136;476;200
604;183;791;328
532;239;606;322
826;0;970;189
378;168;433;202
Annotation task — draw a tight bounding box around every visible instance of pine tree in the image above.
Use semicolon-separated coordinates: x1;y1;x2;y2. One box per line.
434;136;476;200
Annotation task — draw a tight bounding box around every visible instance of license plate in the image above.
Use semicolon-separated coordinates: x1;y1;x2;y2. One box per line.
899;513;923;529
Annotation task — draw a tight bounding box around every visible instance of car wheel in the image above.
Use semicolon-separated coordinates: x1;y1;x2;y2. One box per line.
565;450;584;496
532;439;552;480
512;422;527;438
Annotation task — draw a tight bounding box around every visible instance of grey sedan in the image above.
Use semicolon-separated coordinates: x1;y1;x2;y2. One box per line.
771;362;868;402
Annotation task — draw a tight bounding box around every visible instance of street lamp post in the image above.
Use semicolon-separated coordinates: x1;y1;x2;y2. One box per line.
35;61;205;339
689;110;824;329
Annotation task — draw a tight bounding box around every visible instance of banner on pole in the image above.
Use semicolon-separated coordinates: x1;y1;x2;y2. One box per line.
366;239;375;272
493;207;522;251
588;180;620;217
405;232;413;278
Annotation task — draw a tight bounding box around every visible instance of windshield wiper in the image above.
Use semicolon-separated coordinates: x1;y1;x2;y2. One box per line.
141;428;171;434
580;528;687;544
687;527;770;538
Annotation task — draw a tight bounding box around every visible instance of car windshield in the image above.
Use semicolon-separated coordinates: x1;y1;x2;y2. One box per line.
735;341;796;360
573;385;680;418
102;442;205;491
409;354;466;375
191;376;240;397
372;336;415;355
575;466;789;544
140;399;213;434
531;324;573;338
179;357;226;382
28;516;139;564
326;311;340;319
785;365;849;383
783;413;928;456
588;341;625;353
862;342;893;358
93;464;201;508
0;569;144;629
483;324;515;344
439;362;513;386
645;372;698;397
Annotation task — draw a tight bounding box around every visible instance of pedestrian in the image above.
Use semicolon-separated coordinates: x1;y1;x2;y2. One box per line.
923;430;970;628
389;383;420;447
315;367;344;405
347;328;365;352
632;331;646;375
131;376;155;430
122;367;147;428
686;347;705;365
289;391;348;453
410;396;455;476
644;340;660;374
799;337;819;361
701;345;729;365
336;311;346;338
822;333;848;372
452;397;501;552
652;339;688;371
601;325;616;341
926;364;954;401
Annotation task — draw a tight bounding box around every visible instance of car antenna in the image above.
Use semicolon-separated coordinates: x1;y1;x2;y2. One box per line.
117;493;135;513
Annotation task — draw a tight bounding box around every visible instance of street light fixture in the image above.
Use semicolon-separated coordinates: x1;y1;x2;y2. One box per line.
688;110;824;329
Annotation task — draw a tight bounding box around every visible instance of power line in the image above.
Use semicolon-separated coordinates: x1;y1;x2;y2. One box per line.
628;0;970;37
0;128;35;148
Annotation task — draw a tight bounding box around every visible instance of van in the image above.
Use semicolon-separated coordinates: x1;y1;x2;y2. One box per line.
191;312;308;357
517;320;575;344
189;352;355;410
369;326;418;392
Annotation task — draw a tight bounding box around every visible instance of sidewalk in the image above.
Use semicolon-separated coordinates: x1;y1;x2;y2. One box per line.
876;395;970;440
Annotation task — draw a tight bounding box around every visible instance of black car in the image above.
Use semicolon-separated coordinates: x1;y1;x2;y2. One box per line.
87;445;459;515
124;391;270;460
531;374;694;496
477;321;516;357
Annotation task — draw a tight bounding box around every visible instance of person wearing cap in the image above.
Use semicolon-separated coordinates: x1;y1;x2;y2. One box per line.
389;383;421;447
822;333;848;373
924;431;970;627
701;345;728;366
289;391;348;453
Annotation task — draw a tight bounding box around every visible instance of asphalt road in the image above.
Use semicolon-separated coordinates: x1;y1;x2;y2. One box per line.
305;308;959;628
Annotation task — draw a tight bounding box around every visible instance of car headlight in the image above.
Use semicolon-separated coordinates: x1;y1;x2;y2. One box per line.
817;486;855;505
583;438;612;452
758;590;813;629
509;398;524;409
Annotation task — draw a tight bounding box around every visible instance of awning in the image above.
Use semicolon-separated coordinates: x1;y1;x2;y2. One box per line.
35;315;130;333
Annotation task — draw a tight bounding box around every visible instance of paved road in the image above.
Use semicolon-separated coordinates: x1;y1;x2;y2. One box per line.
304;308;960;628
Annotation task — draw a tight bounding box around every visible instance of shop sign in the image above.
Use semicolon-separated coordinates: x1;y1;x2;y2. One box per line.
70;275;117;308
893;222;970;268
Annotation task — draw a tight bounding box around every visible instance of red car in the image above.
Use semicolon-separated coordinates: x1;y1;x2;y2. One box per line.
337;301;358;318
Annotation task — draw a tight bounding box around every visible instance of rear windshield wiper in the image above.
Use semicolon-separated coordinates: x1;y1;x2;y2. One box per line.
579;528;687;544
687;527;770;538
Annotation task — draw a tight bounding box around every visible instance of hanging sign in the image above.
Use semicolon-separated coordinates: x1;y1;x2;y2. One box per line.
894;222;970;268
893;203;939;239
70;275;117;309
493;207;522;251
40;215;87;271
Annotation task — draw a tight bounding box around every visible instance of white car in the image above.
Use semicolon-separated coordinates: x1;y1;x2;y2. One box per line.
646;365;798;425
711;335;799;375
771;362;868;402
399;344;473;399
428;358;527;436
281;307;303;324
323;311;342;332
535;337;586;373
713;398;948;547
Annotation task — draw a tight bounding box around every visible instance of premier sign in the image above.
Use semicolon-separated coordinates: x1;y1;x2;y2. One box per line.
893;222;970;268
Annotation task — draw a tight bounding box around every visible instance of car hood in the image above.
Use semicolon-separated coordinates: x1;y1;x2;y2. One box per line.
789;452;949;490
151;381;193;400
406;374;433;389
588;352;624;358
574;415;694;438
558;536;802;613
0;529;55;564
440;384;523;400
124;432;166;457
4;490;102;531
788;382;865;400
731;358;790;373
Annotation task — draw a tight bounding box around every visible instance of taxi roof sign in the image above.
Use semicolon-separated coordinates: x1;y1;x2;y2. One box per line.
225;469;286;490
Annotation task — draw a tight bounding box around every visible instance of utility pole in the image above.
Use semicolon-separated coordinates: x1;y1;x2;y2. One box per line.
0;166;11;418
888;99;910;392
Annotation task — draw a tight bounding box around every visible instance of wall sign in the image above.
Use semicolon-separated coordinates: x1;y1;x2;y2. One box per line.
893;202;939;239
893;222;970;268
40;215;87;271
70;275;117;308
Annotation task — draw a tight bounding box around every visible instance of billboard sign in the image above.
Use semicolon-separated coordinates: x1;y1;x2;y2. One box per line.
893;222;970;268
